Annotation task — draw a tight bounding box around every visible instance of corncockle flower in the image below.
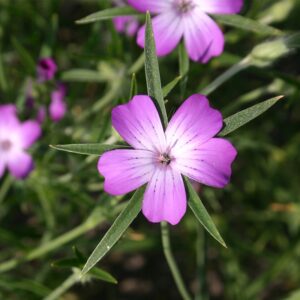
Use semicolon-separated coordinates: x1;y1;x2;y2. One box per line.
113;0;139;36
127;0;243;62
0;104;41;179
113;16;139;37
98;95;237;225
49;83;67;122
37;57;57;82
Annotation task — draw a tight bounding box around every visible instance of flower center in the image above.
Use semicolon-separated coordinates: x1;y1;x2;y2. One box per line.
158;153;173;166
174;0;195;14
0;139;12;152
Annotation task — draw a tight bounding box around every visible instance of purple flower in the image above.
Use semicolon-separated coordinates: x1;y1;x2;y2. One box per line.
127;0;243;62
98;95;237;225
37;58;57;82
113;16;139;37
37;106;46;124
0;104;41;179
49;83;67;122
113;0;139;36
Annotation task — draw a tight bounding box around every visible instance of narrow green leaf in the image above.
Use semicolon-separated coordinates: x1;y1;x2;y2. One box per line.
50;144;129;156
219;95;284;136
129;73;138;99
81;187;145;275
213;14;282;36
61;69;108;82
52;259;117;284
163;76;182;98
73;246;85;263
52;258;80;269
144;12;168;128
184;178;226;248
89;268;118;284
76;6;139;24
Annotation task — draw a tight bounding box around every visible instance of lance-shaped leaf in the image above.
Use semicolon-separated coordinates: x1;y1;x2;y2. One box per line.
219;95;283;136
81;187;144;275
184;178;227;248
163;76;182;98
144;12;168;128
213;14;282;36
76;6;139;24
50;144;129;156
61;69;108;82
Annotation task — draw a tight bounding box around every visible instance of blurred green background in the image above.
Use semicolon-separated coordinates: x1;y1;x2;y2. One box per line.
1;0;300;299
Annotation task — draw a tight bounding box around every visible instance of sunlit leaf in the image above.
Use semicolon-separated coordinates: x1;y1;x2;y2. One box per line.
50;144;129;156
219;95;284;136
185;178;226;248
81;187;145;275
61;69;108;82
214;14;282;36
76;6;139;24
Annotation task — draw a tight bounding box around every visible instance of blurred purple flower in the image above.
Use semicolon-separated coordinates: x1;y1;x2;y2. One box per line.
127;0;243;62
36;106;46;124
37;57;57;82
113;16;139;37
98;95;237;225
113;0;139;36
49;83;67;122
0;104;41;179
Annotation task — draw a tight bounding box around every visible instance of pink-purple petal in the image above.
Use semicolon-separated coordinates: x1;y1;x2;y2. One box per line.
137;12;184;56
198;0;243;14
112;95;166;152
183;9;224;62
113;16;139;36
173;138;237;188
166;94;223;155
98;149;156;196
7;151;34;179
20;120;41;149
0;104;19;128
127;0;172;13
0;160;5;178
142;166;186;225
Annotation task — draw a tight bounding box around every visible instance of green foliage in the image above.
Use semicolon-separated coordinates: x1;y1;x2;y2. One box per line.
1;0;300;299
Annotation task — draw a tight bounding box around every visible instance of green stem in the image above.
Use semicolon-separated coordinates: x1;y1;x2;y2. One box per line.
161;222;192;300
200;57;250;96
195;226;208;300
43;272;79;300
0;175;13;205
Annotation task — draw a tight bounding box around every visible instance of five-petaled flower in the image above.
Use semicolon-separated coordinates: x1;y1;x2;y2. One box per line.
127;0;243;62
98;95;237;225
0;104;41;179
